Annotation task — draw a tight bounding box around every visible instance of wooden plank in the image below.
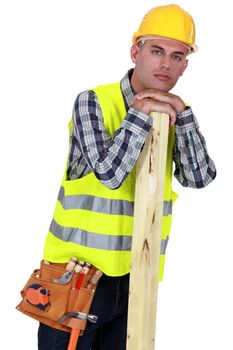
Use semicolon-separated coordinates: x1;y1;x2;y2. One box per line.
126;112;169;350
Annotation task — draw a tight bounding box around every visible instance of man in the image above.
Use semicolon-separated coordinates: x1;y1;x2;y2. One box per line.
38;4;216;349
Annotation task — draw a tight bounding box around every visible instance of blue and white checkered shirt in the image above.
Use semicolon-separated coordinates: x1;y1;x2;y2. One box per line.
67;70;216;189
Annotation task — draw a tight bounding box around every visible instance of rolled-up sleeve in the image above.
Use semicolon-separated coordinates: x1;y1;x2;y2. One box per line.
174;107;216;188
70;90;152;189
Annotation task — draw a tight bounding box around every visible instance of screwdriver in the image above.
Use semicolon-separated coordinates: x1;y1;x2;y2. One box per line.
75;263;91;290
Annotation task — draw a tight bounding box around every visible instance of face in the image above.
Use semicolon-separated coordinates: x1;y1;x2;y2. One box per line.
130;38;189;92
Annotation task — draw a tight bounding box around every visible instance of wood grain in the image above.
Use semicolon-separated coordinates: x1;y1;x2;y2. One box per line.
126;112;169;350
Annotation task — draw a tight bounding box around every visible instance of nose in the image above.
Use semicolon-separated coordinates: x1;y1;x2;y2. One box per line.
159;55;171;70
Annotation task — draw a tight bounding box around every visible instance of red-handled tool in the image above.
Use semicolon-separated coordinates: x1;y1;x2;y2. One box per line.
75;263;91;290
66;268;103;350
58;312;98;350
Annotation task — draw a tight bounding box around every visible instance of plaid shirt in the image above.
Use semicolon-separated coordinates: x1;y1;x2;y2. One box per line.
67;70;216;189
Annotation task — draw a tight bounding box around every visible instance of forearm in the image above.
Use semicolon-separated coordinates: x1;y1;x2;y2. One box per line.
71;90;152;189
174;108;216;188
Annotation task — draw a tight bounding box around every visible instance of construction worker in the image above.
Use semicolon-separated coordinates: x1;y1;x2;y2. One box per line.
38;4;216;350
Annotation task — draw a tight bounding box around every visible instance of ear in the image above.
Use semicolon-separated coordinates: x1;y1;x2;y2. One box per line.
130;45;140;64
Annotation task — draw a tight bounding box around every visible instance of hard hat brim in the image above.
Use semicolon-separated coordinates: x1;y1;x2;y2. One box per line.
133;35;198;54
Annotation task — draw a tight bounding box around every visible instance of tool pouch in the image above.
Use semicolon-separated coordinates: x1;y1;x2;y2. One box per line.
16;261;100;333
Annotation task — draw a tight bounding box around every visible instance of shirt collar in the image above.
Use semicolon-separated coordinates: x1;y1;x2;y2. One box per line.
120;69;136;110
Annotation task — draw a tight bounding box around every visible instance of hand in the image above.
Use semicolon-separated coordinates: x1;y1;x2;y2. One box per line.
134;89;185;113
132;89;185;127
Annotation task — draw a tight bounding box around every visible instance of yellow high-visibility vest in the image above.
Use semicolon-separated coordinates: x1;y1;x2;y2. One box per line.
43;82;178;280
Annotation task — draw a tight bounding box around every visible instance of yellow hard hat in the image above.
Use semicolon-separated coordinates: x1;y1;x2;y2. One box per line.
132;4;197;53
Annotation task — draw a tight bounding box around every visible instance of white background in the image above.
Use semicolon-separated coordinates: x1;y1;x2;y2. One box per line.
1;0;232;349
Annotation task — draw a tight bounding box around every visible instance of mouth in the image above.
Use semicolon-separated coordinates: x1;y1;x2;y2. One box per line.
154;74;171;81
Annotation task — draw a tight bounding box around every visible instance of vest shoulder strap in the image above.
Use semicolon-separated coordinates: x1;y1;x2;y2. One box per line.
92;82;126;137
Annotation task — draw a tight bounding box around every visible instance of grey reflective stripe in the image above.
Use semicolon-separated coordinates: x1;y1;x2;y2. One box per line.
58;187;134;216
160;237;169;255
163;200;172;216
50;219;169;255
58;187;172;217
49;219;132;251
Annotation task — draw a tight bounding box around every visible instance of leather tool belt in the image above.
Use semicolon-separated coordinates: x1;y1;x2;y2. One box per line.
16;261;100;334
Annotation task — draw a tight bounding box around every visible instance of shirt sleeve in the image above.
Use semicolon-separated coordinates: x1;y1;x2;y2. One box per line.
174;107;216;188
70;90;152;189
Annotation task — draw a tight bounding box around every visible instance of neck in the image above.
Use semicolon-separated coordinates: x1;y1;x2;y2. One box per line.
130;70;141;93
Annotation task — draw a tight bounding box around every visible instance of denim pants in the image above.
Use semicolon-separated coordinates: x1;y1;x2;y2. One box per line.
38;273;129;350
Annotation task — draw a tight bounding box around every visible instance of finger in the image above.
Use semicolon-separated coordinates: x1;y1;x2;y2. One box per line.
134;92;178;110
134;91;166;101
169;115;177;127
150;102;177;118
134;91;184;112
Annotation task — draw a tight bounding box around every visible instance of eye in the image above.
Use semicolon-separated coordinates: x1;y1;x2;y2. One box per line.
151;49;163;56
172;54;183;62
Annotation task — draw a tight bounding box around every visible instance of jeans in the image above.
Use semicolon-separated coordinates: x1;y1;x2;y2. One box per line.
38;273;129;350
